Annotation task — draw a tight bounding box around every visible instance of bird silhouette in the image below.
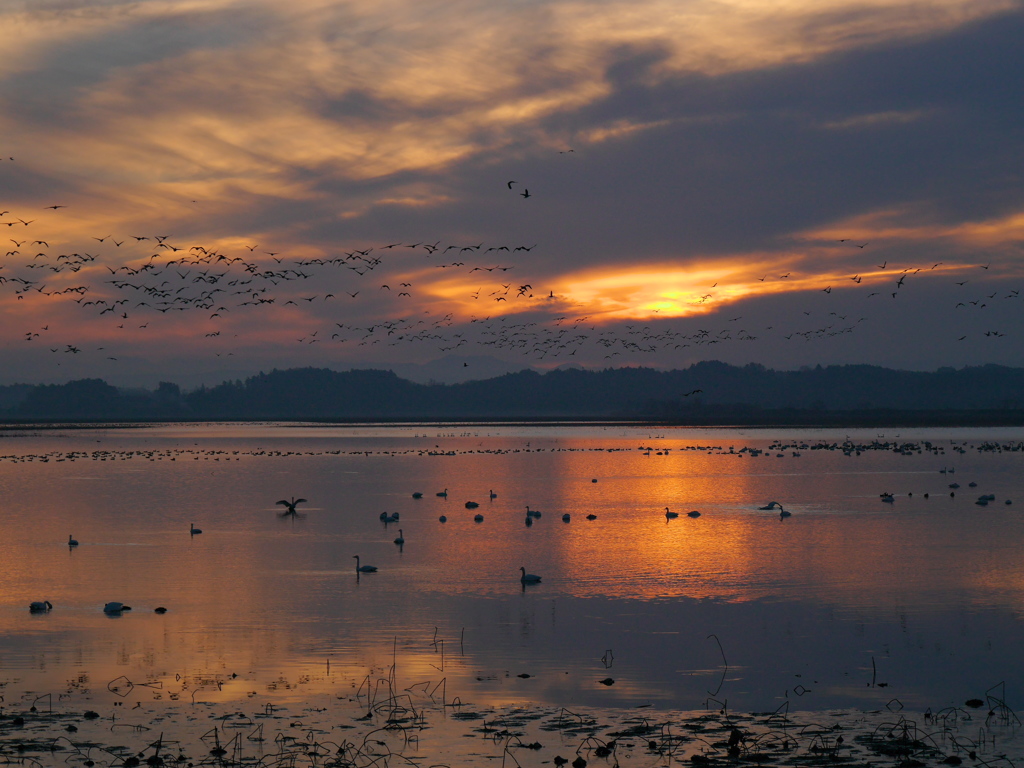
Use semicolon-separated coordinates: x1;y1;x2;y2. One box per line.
354;555;377;573
519;567;541;583
277;497;307;515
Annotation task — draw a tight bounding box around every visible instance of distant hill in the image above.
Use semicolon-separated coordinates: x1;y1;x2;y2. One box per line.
383;354;533;384
2;362;1024;423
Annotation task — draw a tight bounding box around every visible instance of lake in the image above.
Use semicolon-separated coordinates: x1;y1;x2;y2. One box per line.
1;423;1022;765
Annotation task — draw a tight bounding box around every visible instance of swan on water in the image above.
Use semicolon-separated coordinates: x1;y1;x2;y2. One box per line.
277;497;307;515
687;510;701;518
353;555;377;573
562;513;571;522
412;492;423;499
520;567;542;583
190;523;202;535
29;601;52;613
393;529;405;545
474;513;484;522
489;490;497;500
586;514;597;520
665;507;679;518
68;535;79;547
104;602;131;614
436;489;448;498
759;502;784;511
465;501;479;509
439;515;447;523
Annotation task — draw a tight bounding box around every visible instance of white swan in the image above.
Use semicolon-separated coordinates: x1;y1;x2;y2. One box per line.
190;523;202;535
68;535;79;547
519;566;541;583
393;529;405;545
354;555;377;573
104;602;131;614
29;600;52;613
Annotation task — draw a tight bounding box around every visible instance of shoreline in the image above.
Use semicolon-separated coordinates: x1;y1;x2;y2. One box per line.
2;409;1024;429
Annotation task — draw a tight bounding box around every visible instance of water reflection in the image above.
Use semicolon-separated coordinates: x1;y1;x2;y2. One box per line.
0;424;1022;712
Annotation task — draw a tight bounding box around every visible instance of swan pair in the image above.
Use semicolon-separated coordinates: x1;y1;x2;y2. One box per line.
666;507;700;518
758;501;791;517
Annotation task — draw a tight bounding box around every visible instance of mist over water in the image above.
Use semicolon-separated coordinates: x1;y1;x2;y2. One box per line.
1;423;1022;716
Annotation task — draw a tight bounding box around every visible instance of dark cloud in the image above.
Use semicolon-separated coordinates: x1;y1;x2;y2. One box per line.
1;1;1023;384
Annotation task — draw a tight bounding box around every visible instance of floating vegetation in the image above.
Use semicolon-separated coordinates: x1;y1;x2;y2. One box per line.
0;679;1022;768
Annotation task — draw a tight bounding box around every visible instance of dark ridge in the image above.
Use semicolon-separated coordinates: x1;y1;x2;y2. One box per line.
1;362;1023;424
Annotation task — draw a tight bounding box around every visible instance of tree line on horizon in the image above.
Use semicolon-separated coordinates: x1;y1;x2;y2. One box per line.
1;361;1023;422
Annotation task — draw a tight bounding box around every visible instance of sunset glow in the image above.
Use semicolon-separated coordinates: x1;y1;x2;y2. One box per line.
0;0;1021;384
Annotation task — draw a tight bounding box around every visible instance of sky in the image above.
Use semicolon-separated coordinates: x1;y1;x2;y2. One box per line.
1;0;1023;387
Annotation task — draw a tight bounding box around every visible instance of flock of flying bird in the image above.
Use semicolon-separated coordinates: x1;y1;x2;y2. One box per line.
0;201;1017;373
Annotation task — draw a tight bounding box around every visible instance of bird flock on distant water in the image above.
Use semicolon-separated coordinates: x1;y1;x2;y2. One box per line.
0;193;1016;371
26;431;1015;612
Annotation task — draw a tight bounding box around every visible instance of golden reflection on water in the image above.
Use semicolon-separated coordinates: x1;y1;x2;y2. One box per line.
0;426;1023;711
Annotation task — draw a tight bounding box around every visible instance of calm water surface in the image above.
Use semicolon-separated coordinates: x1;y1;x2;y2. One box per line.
1;423;1022;719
